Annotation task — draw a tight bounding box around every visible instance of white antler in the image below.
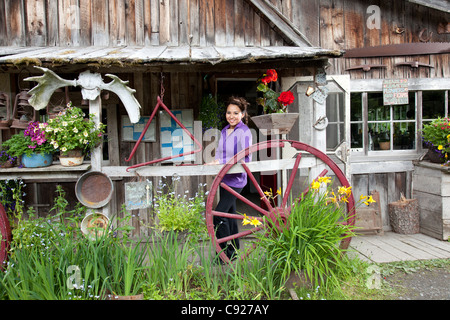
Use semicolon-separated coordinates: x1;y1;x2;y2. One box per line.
100;74;141;123
25;66;77;110
25;67;141;123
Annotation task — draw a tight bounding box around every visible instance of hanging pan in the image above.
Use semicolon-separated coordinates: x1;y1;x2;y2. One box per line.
75;171;113;208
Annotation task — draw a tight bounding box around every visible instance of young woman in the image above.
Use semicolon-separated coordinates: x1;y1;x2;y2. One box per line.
207;96;252;260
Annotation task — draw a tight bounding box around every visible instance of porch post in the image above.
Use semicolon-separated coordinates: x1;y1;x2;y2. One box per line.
89;95;102;171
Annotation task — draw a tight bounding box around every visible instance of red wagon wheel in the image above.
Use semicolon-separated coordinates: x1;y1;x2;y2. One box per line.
205;139;355;264
0;203;12;270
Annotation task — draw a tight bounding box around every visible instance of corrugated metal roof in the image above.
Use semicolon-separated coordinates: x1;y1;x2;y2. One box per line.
0;45;342;67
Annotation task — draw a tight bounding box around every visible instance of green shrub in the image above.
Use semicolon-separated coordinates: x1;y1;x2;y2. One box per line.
257;177;356;291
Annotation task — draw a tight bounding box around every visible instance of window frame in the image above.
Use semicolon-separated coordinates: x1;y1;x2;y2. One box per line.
349;78;450;159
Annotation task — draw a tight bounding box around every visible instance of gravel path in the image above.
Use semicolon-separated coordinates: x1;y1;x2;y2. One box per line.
385;267;450;300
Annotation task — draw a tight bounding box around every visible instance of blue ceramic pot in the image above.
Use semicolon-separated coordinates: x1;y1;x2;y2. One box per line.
21;153;53;168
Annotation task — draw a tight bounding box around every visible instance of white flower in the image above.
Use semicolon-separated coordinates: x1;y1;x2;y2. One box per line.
62;121;68;127
83;131;88;137
73;127;78;133
61;147;67;152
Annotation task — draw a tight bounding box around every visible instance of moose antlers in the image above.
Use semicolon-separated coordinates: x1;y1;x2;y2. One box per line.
25;66;141;123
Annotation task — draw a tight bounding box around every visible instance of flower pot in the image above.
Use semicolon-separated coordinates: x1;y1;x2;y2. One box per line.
59;149;84;166
21;153;53;168
379;141;390;150
0;159;15;168
250;113;299;135
426;148;444;163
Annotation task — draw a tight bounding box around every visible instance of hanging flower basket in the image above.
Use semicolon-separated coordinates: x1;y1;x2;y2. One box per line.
251;113;299;135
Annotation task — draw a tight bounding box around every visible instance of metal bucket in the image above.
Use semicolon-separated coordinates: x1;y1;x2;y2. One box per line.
75;171;113;208
21;153;53;168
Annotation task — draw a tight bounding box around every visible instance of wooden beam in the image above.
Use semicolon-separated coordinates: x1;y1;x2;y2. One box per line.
244;0;313;47
102;156;319;178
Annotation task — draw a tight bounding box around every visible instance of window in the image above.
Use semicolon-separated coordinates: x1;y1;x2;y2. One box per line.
350;89;449;153
326;92;345;150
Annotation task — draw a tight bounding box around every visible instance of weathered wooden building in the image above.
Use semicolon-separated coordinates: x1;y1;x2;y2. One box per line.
0;0;449;237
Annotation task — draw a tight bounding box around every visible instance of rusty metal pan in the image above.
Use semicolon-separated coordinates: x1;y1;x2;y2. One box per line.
75;171;113;208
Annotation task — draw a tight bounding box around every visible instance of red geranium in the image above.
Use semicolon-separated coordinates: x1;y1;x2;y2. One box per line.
261;69;278;84
256;69;295;113
278;91;295;106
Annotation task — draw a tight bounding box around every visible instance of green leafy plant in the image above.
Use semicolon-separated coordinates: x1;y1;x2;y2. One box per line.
0;178;26;219
44;103;105;155
2;122;54;157
256;177;358;292
198;93;225;132
421;117;450;164
153;177;207;237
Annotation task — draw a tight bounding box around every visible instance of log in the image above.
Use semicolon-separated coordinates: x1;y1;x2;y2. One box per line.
388;193;420;234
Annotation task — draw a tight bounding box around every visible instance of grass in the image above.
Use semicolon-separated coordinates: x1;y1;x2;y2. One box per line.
2;182;449;301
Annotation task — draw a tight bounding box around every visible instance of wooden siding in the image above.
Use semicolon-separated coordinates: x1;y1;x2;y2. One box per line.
0;0;288;48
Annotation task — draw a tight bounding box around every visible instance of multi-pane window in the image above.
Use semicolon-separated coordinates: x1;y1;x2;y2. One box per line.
350;90;449;153
326;92;345;151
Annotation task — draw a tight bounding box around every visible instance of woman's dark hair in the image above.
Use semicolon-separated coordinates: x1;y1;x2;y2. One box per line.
227;96;250;123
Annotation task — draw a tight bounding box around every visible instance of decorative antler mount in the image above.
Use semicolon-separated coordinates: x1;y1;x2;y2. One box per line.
25;66;141;123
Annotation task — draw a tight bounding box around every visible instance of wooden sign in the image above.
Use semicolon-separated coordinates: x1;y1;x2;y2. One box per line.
383;79;408;105
125;181;152;210
159;109;194;162
122;115;156;142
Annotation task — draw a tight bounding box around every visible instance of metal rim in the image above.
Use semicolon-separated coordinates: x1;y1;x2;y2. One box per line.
75;171;113;208
0;203;11;270
205;139;355;264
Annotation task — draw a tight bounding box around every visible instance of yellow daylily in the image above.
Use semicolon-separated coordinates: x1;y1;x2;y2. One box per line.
242;214;251;226
250;217;262;227
318;176;332;185
311;180;321;190
338;186;352;197
363;195;376;206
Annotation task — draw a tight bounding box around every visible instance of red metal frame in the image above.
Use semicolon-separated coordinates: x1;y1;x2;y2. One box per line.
0;203;11;270
205;139;355;264
125;96;203;171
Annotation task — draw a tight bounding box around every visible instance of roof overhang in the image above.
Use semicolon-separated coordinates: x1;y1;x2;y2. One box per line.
0;45;342;72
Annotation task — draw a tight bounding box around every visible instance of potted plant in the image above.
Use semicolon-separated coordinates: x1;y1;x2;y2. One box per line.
198;93;226;132
378;131;390;150
44;103;105;166
421;117;450;165
251;69;297;135
2;121;54;168
0;146;17;168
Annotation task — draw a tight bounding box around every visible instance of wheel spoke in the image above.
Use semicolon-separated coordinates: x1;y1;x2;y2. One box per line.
281;153;302;208
287;168;328;211
220;182;270;216
216;226;263;244
211;210;245;220
241;163;274;211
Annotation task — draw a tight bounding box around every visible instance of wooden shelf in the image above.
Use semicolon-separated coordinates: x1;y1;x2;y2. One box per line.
0;163;91;181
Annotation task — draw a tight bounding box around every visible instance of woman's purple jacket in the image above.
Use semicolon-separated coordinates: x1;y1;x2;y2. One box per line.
215;121;252;188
